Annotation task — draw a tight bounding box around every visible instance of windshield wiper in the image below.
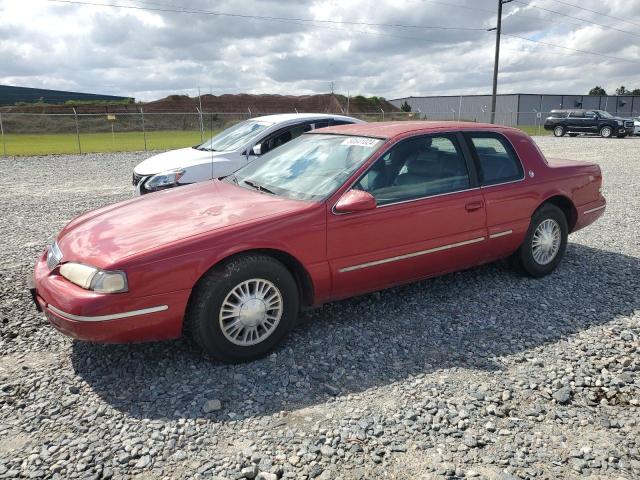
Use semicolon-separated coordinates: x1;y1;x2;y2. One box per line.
243;179;275;195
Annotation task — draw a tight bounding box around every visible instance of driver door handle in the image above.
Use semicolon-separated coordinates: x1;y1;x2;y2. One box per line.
465;201;484;212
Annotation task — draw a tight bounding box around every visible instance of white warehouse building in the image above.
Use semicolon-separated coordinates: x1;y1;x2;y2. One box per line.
389;93;640;126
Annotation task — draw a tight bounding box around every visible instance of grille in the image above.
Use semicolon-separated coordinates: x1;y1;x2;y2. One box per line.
624;121;634;128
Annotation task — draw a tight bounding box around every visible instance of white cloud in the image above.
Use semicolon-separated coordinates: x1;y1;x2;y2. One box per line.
1;0;639;100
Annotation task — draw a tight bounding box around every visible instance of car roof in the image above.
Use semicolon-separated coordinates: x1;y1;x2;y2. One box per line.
252;113;363;124
310;121;519;140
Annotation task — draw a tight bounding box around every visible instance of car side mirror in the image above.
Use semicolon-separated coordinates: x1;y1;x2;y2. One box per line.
251;144;262;156
334;190;377;214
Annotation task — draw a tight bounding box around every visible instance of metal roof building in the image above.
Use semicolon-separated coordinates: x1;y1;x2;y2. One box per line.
389;94;640;126
0;85;134;106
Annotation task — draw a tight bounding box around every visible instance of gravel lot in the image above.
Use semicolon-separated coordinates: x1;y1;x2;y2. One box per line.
1;137;639;480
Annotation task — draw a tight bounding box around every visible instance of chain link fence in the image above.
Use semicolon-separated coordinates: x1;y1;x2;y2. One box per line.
3;109;635;156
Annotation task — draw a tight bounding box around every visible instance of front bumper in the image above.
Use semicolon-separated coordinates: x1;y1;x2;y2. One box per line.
31;248;190;343
618;126;634;136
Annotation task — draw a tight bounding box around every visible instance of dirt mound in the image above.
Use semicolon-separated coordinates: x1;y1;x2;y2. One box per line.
0;93;399;115
143;93;399;114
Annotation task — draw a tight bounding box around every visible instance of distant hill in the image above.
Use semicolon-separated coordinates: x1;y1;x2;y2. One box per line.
0;93;399;115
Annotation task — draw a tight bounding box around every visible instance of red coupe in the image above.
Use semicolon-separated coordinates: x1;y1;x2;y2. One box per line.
31;122;605;362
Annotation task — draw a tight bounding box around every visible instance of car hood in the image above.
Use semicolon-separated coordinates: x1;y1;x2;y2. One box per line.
133;147;238;176
57;181;312;267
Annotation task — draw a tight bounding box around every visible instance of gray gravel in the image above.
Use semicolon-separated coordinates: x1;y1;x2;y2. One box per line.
1;137;639;479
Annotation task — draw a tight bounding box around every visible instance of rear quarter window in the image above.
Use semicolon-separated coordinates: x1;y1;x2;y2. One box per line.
467;133;524;185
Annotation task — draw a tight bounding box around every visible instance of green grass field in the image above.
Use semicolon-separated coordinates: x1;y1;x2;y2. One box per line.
518;125;551;137
0;130;218;156
0;126;549;156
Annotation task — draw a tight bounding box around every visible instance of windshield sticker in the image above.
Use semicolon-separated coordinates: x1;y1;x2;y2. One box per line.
341;137;379;147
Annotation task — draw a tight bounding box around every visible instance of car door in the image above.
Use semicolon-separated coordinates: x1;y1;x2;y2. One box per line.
584;111;599;132
326;133;488;300
566;111;585;132
463;131;532;262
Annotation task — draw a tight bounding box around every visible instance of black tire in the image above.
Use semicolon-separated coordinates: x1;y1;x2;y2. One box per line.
553;126;565;137
185;254;300;363
600;126;613;138
510;204;568;278
568;133;578;137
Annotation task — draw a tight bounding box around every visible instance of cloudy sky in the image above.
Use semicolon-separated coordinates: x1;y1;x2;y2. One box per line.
1;0;640;101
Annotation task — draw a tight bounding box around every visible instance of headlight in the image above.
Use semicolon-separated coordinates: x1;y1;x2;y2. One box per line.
59;263;128;293
617;120;623;126
145;169;185;191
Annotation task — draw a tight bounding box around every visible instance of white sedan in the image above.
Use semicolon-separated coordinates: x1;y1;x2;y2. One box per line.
634;117;640;136
132;113;363;194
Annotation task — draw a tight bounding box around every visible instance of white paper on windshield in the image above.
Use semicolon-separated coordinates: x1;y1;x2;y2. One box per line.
341;137;379;147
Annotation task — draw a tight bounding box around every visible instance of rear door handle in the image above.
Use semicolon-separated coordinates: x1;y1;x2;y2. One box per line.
465;201;484;212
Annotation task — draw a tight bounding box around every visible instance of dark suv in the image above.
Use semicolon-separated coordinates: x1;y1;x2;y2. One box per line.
544;109;634;138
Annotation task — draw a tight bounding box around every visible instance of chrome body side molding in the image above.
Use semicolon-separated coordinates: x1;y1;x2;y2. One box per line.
339;237;485;273
47;304;168;322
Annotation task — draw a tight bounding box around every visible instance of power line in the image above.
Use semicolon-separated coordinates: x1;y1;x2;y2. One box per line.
545;0;640;29
512;0;640;38
502;32;640;64
46;0;488;31
45;0;640;66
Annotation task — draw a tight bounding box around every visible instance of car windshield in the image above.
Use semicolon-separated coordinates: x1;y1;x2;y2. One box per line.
595;110;614;119
226;134;384;201
197;120;272;152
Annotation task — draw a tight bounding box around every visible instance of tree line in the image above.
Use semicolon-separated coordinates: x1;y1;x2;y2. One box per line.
589;86;640;96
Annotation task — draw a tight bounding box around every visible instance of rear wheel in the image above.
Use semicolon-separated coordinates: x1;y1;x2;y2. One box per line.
185;254;299;362
553;126;565;137
510;204;568;278
600;126;613;138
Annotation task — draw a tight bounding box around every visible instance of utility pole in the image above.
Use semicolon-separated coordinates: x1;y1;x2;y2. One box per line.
488;0;513;124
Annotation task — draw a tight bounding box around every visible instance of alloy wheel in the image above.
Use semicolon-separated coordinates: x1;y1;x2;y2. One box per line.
531;219;561;265
218;278;283;346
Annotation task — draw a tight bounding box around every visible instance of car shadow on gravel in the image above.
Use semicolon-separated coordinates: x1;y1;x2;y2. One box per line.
71;243;639;421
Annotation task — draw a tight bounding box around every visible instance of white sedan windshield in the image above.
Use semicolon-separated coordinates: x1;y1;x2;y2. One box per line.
198;120;271;152
229;134;384;201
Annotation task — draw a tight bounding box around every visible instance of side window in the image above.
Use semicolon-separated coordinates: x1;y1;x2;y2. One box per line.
585;111;597;119
311;120;330;129
354;135;470;206
468;133;523;185
260;124;310;155
330;120;354;126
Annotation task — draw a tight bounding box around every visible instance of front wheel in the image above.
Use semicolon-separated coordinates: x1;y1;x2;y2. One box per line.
600;126;613;138
553;126;565;137
185;255;300;362
510;204;568;278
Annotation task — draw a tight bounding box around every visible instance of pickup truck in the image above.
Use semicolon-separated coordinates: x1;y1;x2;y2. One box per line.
544;109;635;138
31;122;606;362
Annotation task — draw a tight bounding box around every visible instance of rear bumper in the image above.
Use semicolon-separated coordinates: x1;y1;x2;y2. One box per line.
574;198;606;232
32;249;190;343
